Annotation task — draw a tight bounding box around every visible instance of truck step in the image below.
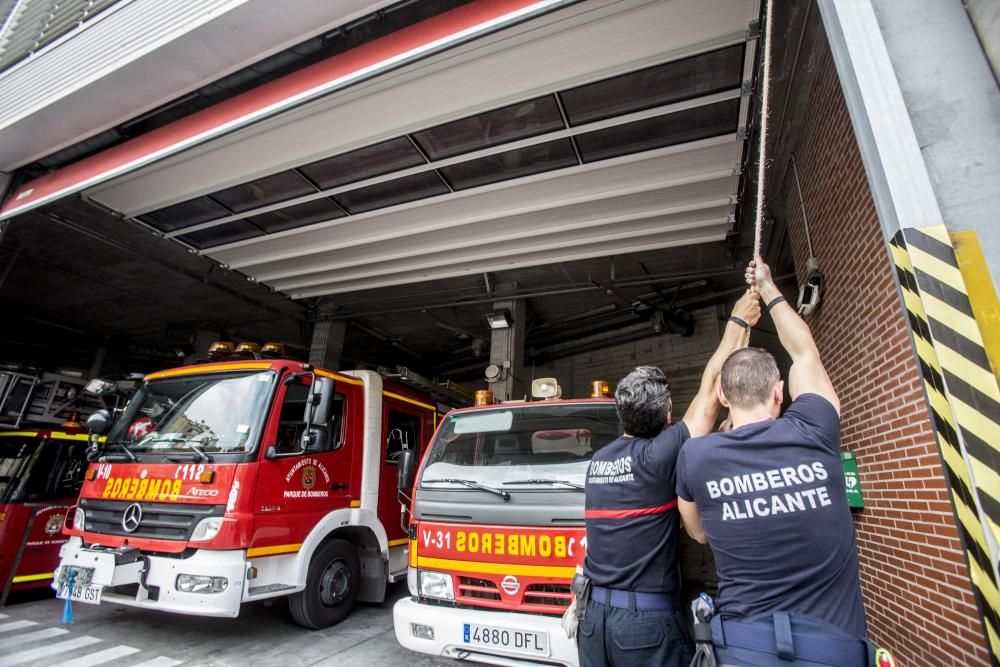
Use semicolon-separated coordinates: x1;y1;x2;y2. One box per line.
247;583;296;597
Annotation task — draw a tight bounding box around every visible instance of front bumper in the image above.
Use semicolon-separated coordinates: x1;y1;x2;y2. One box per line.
54;536;247;617
393;596;578;667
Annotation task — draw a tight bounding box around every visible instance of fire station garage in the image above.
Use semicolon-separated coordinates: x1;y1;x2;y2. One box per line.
0;0;997;665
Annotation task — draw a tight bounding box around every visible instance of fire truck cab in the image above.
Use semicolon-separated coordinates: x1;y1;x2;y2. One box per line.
0;428;90;599
394;380;619;666
0;369;117;601
55;358;441;628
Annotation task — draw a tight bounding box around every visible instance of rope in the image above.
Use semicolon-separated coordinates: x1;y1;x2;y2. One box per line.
752;0;774;263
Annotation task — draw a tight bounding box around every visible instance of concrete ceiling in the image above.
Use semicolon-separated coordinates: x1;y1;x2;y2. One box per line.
79;0;758;299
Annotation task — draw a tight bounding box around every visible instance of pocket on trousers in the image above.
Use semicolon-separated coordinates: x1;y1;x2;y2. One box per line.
579;612;597;638
610;621;664;650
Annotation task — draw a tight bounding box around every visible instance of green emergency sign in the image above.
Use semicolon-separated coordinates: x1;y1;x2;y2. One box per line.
841;450;864;509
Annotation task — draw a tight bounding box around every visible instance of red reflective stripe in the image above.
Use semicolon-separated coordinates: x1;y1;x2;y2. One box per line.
584;500;677;519
0;0;556;219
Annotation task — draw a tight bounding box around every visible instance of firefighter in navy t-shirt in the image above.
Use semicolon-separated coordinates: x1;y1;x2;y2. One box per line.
677;259;870;666
579;290;761;667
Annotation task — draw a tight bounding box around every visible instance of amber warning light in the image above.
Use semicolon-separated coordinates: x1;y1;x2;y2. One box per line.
591;380;611;398
474;390;494;406
261;342;286;357
208;341;235;360
61;410;82;428
236;342;261;355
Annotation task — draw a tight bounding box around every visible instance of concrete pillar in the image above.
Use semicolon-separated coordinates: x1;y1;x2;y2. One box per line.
309;320;347;370
487;290;525;401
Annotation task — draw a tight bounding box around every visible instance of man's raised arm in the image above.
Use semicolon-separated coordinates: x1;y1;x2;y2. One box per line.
681;290;761;437
750;259;840;415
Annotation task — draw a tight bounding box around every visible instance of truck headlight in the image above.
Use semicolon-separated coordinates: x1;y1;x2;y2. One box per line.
72;508;86;531
418;570;454;600
176;574;228;594
190;517;223;542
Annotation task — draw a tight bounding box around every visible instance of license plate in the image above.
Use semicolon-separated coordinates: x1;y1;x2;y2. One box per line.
463;623;548;656
55;567;103;605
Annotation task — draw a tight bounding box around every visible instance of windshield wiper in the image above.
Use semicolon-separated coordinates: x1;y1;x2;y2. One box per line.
147;436;214;463
164;444;212;463
502;478;584;491
100;440;137;462
423;478;511;502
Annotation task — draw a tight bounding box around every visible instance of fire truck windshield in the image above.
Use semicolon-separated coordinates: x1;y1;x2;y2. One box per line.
421;402;622;490
0;437;38;503
107;370;275;456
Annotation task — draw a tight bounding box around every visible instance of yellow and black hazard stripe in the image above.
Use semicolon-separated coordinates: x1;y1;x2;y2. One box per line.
889;225;1000;663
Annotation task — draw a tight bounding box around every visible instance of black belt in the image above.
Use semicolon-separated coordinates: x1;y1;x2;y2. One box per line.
713;613;869;666
590;586;678;611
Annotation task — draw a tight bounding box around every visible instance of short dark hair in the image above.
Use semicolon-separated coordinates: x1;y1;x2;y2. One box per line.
720;348;780;409
615;366;672;438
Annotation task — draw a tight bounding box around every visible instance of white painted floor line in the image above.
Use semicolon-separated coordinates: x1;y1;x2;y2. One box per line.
0;620;37;634
58;644;141;667
0;614;7;619
0;626;68;648
0;635;102;666
129;657;183;667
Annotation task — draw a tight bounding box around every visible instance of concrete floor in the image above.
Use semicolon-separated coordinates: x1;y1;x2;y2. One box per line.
0;581;459;666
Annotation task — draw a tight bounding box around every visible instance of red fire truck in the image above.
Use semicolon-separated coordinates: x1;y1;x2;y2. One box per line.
55;355;446;628
393;379;619;666
0;428;90;600
0;370;122;602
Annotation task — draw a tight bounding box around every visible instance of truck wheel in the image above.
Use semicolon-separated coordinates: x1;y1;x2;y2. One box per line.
289;539;359;629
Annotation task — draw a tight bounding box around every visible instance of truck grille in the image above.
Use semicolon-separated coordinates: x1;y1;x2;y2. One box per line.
454;575;571;614
524;583;571;607
79;498;223;541
458;577;501;601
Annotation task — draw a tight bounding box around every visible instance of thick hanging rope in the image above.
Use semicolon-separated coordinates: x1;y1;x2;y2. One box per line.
753;0;774;263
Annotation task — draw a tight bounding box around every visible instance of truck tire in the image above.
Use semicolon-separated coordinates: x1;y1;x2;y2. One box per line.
289;538;360;629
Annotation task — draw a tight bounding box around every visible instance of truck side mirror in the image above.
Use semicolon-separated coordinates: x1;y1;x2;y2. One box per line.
301;376;336;451
86;409;112;436
84;379;118;396
397;449;417;492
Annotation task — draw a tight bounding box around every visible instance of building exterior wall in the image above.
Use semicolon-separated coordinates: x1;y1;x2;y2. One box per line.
782;44;989;664
870;0;1000;292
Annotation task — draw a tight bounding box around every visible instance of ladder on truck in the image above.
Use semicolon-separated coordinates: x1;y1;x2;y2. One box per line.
0;370;103;430
377;365;473;410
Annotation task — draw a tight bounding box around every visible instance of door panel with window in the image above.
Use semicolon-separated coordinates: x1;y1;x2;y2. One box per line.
1;435;87;590
378;399;433;544
251;377;355;551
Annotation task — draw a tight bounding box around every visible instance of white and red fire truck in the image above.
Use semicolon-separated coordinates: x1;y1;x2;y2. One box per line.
393;379;619;666
55;352;449;628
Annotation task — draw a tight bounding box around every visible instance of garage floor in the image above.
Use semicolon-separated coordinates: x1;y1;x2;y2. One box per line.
1;582;457;667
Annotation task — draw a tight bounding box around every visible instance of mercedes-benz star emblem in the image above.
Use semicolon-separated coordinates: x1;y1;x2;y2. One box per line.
121;503;142;533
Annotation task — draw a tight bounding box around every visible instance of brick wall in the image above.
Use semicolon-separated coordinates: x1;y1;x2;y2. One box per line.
530;305;723;414
780;44;989;664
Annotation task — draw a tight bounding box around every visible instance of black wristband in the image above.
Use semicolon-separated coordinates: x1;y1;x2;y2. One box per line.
766;295;787;310
728;316;749;330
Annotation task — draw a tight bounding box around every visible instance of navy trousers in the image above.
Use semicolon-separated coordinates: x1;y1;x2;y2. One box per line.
577;598;693;667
